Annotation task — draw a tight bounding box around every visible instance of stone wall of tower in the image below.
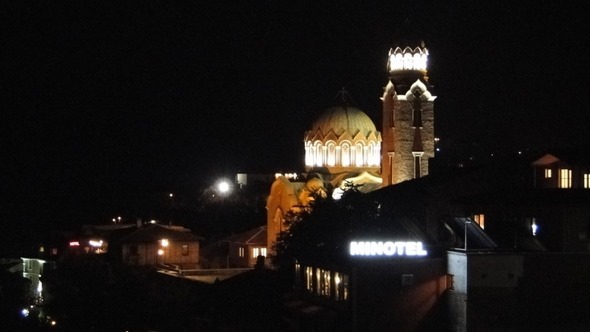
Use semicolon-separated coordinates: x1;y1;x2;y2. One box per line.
381;81;435;186
392;98;416;184
420;99;435;176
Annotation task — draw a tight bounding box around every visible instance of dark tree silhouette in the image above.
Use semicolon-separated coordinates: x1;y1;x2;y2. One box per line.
270;184;383;271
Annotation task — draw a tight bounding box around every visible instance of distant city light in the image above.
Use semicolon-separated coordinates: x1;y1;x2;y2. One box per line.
532;220;538;236
275;173;298;180
89;240;103;247
217;180;230;193
20;308;29;317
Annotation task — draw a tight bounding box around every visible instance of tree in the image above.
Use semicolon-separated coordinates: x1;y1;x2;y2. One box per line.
270;184;382;270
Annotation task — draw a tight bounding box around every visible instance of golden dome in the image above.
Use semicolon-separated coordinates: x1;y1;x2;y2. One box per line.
307;106;377;139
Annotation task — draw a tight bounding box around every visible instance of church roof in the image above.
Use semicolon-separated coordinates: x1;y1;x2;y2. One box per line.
307;106;377;139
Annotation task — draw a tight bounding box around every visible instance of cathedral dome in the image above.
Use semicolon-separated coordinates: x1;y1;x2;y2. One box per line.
304;105;381;173
308;106;377;139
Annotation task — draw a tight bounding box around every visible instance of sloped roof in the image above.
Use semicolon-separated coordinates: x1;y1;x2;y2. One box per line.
120;224;203;243
531;146;590;166
223;226;266;246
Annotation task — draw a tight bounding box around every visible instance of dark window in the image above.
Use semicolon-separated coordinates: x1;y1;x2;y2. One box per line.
412;90;422;128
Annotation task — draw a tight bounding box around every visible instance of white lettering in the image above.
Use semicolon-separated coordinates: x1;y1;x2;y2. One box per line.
395;242;406;255
383;241;395;255
349;241;428;257
416;242;428;256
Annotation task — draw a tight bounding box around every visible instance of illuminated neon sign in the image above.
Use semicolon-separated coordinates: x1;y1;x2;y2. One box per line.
349;241;428;257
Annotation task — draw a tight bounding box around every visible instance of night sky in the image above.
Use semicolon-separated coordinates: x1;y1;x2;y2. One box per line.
3;2;589;235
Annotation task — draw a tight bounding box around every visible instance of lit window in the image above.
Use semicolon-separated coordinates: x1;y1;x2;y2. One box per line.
341;144;350;166
327;143;336;166
315;143;323;166
306;267;313;292
238;247;244;257
315;268;322;295
584;173;590;189
295;262;301;282
321;269;330;297
252;247;266;258
315;268;331;296
182;245;189;256
334;272;349;301
559;169;572;188
473;214;485;229
403;53;413;69
544;168;552;178
355;144;363;166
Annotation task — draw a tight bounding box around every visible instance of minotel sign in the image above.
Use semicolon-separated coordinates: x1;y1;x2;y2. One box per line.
349;241;427;257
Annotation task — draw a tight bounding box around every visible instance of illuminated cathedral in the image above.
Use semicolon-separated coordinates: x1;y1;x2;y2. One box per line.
267;43;436;249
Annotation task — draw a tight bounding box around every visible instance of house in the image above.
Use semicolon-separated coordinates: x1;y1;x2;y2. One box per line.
120;224;203;269
225;226;267;268
531;147;590;189
200;226;268;269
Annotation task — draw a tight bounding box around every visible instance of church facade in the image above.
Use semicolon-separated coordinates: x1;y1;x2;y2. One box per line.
266;43;436;250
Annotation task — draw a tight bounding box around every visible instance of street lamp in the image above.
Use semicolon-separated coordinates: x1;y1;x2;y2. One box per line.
217;180;230;194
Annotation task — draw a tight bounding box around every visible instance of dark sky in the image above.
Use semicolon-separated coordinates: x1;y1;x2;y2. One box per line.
3;1;589;231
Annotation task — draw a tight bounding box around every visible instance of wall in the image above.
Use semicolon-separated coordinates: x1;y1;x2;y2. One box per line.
447;251;590;331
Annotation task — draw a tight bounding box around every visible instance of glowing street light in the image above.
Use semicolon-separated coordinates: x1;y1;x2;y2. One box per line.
217;180;230;194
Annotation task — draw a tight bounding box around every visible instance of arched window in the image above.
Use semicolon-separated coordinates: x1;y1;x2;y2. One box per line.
355;143;364;166
368;142;377;166
404;53;413;70
305;142;313;167
315;143;323;166
327;143;336;166
413;54;422;70
341;143;350;166
392;54;403;71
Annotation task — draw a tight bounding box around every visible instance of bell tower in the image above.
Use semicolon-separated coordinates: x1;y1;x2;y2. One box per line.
381;42;435;186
